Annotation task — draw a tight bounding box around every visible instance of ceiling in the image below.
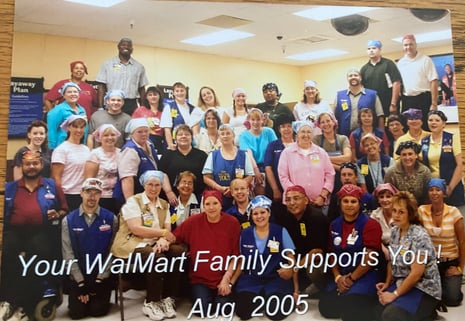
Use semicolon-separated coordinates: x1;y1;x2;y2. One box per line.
13;0;452;66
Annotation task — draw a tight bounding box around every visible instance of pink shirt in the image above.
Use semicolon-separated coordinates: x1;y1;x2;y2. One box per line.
278;142;335;203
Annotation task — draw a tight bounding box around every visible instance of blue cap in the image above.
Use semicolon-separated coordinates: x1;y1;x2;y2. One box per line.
427;178;447;194
367;40;382;48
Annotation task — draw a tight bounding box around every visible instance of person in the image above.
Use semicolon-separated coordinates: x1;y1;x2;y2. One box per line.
375;191;441;321
264;113;295;202
385;114;406;157
203;124;254;210
51;115;90;211
397;34;439;130
95;37;148;115
275;185;329;295
169;170;201;230
113;118;174;203
225;178;251;229
12;120;52;180
47;82;88;149
222;88;249;141
333;67;384;137
239;108;278;196
61;178;116;319
371;183;399;246
194;107;222;154
84;124;122;215
360;40;402;116
111;170;182;321
234;195;295;321
441;63;457;105
197;85;226;121
158;124;208;200
319;184;383;321
1;150;68;317
87;89;131;148
278;120;334;214
349;108;390;161
384;141;431;205
292;80;332;135
421;110;465;207
172;190;241;315
132;86;166;153
255;82;293;134
418;178;464;307
160;81;202;150
44;60;98;118
393;108;430;160
356;133;394;194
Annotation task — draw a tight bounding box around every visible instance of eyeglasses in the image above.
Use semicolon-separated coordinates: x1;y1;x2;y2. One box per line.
179;181;193;186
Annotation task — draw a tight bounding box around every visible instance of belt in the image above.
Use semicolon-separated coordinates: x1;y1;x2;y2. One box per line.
438;257;458;262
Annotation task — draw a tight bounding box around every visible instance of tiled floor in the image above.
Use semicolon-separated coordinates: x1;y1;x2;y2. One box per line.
52;287;465;321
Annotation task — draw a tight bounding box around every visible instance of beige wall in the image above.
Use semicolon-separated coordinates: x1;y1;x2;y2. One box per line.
7;32;455;158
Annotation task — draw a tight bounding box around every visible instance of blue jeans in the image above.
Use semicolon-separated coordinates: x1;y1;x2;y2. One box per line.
190;283;231;315
442;274;463;306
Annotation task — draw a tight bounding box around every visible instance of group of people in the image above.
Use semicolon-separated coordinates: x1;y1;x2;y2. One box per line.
1;32;464;321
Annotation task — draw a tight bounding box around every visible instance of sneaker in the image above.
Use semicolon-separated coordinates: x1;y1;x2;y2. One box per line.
159;297;176;318
142;300;165;321
42;288;57;298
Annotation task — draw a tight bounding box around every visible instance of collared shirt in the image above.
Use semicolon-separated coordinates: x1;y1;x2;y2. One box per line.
343;87;384;131
397;52;438;96
174;193;200;226
117;138;158;179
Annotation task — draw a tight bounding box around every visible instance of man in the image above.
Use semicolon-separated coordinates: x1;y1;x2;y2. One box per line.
333;67;385;137
360;40;402;116
225;178;251;229
62;178;117;319
275;185;329;294
255;82;294;134
95;37;149;115
1;151;68;317
397;34;439;130
87;89;131;148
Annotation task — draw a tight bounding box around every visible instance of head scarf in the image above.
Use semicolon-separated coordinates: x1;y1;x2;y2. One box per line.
232;88;247;99
139;170;164;186
59;82;81;95
337;184;363;200
247;195;272;214
104;89;126;102
292;120;314;133
125;118;149;134
92;124;121;143
402;108;422;120
70;60;88;74
367;40;382;48
427;178;447;194
59;114;87;132
373;183;399;199
202;190;223;206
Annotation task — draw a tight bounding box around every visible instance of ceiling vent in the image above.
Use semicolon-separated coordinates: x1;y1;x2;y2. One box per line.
410;9;449;22
291;35;331;44
331;14;369;36
197;15;253;28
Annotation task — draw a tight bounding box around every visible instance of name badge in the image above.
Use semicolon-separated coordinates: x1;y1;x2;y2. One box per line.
190;208;201;215
360;164;369;175
300;223;307;236
241;221;251;229
347;228;359;245
267;239;280;253
170;214;178;224
235;168;245;179
341;101;349;111
44;192;55;199
142;213;154;227
311;154;320;163
99;224;111;232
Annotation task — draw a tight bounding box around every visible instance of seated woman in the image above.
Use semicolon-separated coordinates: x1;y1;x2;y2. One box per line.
384;141;431;205
172;190;241;315
418;178;464;307
319;184;383;321
111;170;182;321
385;115;406;157
170;170;201;230
371;183;399;246
234;195;295;321
376;191;441;321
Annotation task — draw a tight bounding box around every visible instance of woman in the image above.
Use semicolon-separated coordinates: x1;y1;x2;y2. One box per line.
159;124;208;201
421;110;465;207
47;82;88;149
225;178;251;229
203;124;254;210
51;115;90;211
133;86;165;153
222;88;248;141
371;183;399;246
350;108;389;162
239;108;277;196
194;107;222;154
84;124;121;215
278;121;334;213
292;80;332;136
170;170;201;230
384;141;431;205
111;170;182;321
264;113;295;202
385;115;406;157
357;133;394;194
418;178;464;307
172;190;241;314
197;86;226;121
13;120;52;180
319;184;383;321
234;195;295;321
44;60;98;118
441;63;457;106
393;108;430;161
376;191;441;321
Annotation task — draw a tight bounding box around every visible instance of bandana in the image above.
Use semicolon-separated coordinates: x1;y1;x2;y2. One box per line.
125;118;149;133
373;183;399;199
337;184;363;200
92;124;121;143
427;178;447;194
232;88;247;99
70;60;88;75
247;195;272;214
292;120;314;133
203;190;223;206
104;89;126;102
304;80;317;89
367;40;382;48
402;108;422;120
395;141;421;155
59;114;87;132
139;170;165;186
59;82;81;95
285;185;306;196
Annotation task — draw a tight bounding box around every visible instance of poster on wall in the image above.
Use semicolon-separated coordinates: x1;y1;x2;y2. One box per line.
3;2;464;321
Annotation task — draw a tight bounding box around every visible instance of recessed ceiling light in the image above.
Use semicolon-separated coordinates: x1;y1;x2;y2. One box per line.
181;30;254;46
294;6;376;21
286;49;348;61
392;29;452;43
64;0;125;8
